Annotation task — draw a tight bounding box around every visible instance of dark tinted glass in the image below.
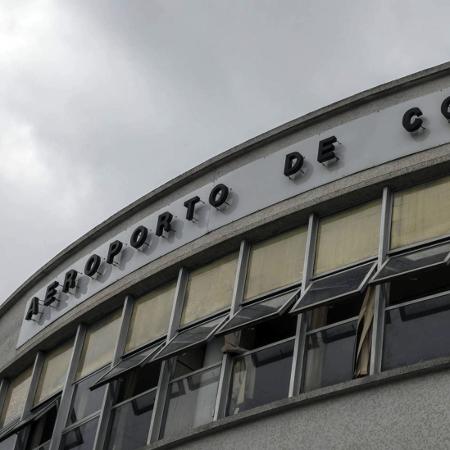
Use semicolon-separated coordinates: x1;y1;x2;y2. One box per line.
106;389;156;450
226;339;294;416
115;360;161;403
160;366;221;439
67;368;108;426
383;293;450;370
91;343;162;391
308;296;364;329
61;418;98;450
153;317;224;362
373;241;450;282
388;265;450;306
171;338;222;379
239;315;297;351
292;262;374;313
218;290;298;335
26;404;57;449
302;320;357;392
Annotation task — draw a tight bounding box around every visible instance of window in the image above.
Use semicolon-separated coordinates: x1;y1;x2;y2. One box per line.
391;176;450;249
160;339;223;439
0;367;32;428
76;310;121;380
314;200;381;275
225;315;297;415
60;418;99;450
180;253;238;326
0;435;16;450
104;359;162;450
243;227;307;301
35;340;73;406
125;283;175;353
24;397;59;450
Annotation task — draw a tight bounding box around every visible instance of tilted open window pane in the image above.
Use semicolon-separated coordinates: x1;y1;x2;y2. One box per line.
125;283;175;353
314;200;381;275
180;252;238;326
61;418;99;450
151;317;225;362
35;339;73;406
303;320;357;392
243;227;307;301
291;262;376;313
76;309;121;380
90;342;162;391
0;435;16;450
0;366;32;428
391;175;450;249
371;241;450;285
216;289;300;336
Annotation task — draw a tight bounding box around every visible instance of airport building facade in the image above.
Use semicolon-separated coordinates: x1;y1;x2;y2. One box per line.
1;63;450;449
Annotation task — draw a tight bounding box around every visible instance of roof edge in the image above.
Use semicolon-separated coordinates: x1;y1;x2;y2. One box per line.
2;60;450;316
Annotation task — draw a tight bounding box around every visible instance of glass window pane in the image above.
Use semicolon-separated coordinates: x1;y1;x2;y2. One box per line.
314;200;381;275
106;389;156;450
115;361;162;404
125;283;175;353
0;367;32;427
383;293;450;370
35;340;73;406
67;368;108;426
391;176;450;249
218;289;299;335
227;339;294;416
76;310;121;380
26;401;58;449
160;366;221;439
61;418;98;450
302;321;357;392
292;262;375;313
373;241;450;283
181;253;238;326
91;343;162;391
244;227;307;301
153;317;225;362
309;296;364;329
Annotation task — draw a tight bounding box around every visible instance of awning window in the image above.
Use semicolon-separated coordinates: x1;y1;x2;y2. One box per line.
150;316;226;363
370;241;450;285
0;396;59;441
291;262;376;314
90;342;163;391
215;289;300;336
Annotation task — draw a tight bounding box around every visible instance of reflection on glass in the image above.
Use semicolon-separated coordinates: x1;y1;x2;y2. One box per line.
227;339;294;416
293;262;374;313
67;368;108;426
0;435;16;450
106;389;156;450
154;317;224;361
303;321;357;392
160;366;221;439
374;241;450;282
383;293;450;370
219;290;298;335
61;418;99;450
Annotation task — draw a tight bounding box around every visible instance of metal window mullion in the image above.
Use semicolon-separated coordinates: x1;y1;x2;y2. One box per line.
148;267;188;444
49;324;86;450
289;213;318;397
0;379;8;423
13;351;44;450
213;240;249;420
93;295;133;450
370;186;392;375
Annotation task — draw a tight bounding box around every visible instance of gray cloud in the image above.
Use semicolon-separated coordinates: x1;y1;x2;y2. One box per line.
1;0;450;302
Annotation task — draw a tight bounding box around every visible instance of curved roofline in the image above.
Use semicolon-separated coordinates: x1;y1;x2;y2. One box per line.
2;60;450;316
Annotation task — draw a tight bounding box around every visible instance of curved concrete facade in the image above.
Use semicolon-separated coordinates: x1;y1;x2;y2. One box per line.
1;62;450;450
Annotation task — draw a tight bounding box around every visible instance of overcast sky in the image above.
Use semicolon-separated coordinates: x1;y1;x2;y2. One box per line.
1;0;450;302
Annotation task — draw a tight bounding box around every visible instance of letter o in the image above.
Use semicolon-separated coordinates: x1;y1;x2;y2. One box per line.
130;225;148;249
84;254;101;277
209;184;229;208
441;96;450;120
